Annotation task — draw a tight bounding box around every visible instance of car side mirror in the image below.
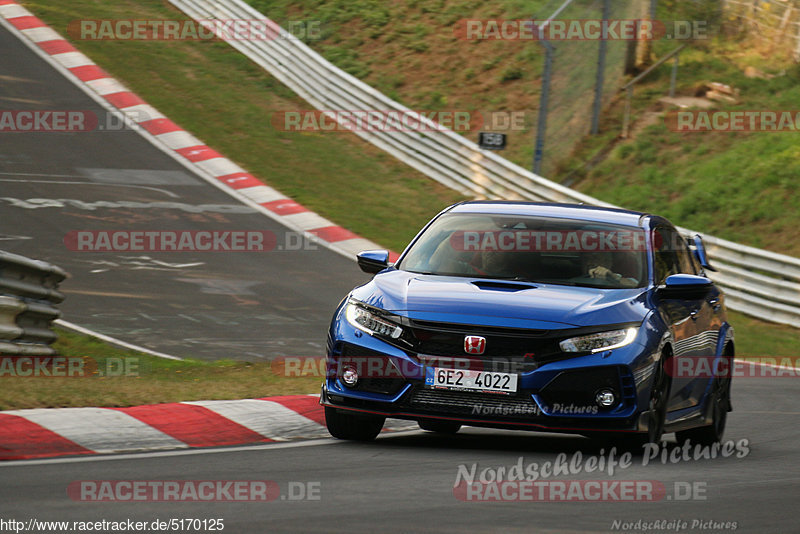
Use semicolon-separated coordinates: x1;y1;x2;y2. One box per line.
658;274;713;299
692;234;717;272
357;250;390;274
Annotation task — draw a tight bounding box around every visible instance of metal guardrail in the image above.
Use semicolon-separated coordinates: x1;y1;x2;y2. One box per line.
169;0;800;328
0;250;66;356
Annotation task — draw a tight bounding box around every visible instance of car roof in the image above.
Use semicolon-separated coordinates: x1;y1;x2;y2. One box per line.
446;201;648;228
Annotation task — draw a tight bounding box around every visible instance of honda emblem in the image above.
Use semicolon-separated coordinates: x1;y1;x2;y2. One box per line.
464;335;486;355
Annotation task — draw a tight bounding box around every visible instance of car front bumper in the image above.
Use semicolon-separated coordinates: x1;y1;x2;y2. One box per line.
320;380;649;435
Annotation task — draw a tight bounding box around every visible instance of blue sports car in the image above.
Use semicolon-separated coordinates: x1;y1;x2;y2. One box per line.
321;202;733;448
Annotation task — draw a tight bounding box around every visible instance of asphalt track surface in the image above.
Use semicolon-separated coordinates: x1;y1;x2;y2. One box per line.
1;377;798;533
0;22;367;361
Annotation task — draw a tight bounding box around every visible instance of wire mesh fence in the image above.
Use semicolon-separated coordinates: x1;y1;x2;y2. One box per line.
722;0;800;59
531;0;648;176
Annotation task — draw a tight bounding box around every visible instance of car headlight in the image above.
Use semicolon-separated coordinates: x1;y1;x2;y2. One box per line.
345;299;403;339
559;327;638;353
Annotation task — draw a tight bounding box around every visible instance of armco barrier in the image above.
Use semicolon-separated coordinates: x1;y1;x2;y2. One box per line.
0;250;66;356
170;0;800;328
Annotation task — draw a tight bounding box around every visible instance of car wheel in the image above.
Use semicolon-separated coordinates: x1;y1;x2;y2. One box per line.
324;407;385;441
418;419;462;434
616;354;671;452
676;373;731;447
645;352;671;443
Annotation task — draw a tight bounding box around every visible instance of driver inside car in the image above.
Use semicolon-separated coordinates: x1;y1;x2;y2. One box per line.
583;251;639;288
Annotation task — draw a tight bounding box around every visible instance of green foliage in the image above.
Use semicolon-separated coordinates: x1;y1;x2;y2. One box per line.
499;66;524;82
323;46;371;78
658;0;724;25
426;91;448;108
614;144;635;160
482;56;502;71
405;39;430;53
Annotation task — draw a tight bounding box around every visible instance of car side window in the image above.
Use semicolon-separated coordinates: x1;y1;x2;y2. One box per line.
653;228;681;284
654;227;697;283
675;236;697;275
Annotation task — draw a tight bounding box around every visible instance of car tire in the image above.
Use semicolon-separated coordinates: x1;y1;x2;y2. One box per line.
418;419;462;434
615;353;672;453
676;373;731;447
324;407;385;441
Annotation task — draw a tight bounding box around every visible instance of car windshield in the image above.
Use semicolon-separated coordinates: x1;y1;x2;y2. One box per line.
397;213;648;289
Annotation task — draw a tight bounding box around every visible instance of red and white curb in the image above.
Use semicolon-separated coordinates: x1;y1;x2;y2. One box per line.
0;0;399;263
0;395;415;460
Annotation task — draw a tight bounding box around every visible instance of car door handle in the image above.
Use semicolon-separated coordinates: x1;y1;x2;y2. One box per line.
708;298;721;311
690;309;699;320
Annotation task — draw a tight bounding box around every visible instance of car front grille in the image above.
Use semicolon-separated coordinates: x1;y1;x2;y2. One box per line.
399;319;575;371
407;387;541;419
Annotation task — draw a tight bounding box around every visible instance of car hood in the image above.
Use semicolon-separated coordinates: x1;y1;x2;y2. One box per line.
350;270;649;329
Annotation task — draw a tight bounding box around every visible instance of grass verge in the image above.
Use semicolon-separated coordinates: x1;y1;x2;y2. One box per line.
0;328;323;410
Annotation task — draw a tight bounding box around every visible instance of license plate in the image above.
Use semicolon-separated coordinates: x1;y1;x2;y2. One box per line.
425;367;518;394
